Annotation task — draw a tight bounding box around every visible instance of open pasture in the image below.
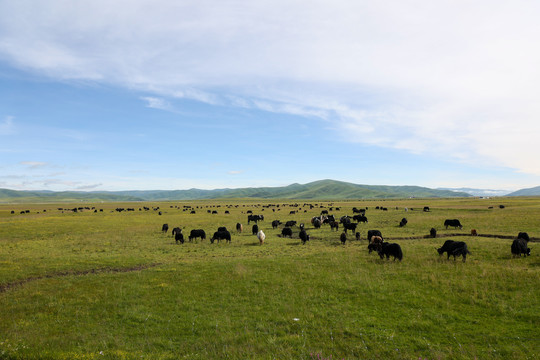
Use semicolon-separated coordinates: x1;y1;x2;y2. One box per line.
0;197;539;359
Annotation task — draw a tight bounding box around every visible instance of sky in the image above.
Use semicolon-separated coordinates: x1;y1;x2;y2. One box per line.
1;0;539;192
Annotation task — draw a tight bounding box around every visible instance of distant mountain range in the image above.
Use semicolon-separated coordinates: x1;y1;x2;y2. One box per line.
437;187;513;197
440;186;540;197
506;186;540;197
0;180;538;203
0;179;471;203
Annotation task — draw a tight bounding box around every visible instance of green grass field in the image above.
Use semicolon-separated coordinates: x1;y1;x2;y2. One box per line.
0;198;538;359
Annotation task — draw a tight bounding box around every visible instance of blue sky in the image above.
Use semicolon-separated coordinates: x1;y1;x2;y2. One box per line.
1;0;539;191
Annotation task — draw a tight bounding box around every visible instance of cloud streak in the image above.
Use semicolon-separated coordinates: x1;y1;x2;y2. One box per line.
20;161;49;169
1;0;539;175
141;96;171;111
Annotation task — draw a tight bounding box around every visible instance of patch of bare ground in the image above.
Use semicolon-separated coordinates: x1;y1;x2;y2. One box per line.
0;263;162;293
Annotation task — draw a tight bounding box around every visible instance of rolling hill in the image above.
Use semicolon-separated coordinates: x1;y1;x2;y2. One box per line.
507;186;540;196
0;180;472;203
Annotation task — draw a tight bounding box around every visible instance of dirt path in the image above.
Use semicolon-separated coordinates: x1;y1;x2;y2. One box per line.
386;233;539;242
0;262;162;294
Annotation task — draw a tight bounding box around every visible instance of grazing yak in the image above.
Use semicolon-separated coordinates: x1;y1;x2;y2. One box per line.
257;230;266;245
471;229;478;236
281;227;293;238
211;230;231;244
377;242;403;261
299;229;310;245
430;228;437;238
236;223;243;233
370;236;384;246
247;214;264;224
312;218;322;229
340;232;347;245
272;220;282;229
437;240;470;262
343;222;358;233
367;230;383;242
352;215;368;223
368;241;387;254
285;220;297;227
399;218;408;227
511;238;530;257
324;215;336;224
517;232;530;242
161;224;169;233
444;219;463;229
172;227;182;236
174;231;184;244
329;221;339;231
340;216;351;225
189;229;206;242
252;224;259;235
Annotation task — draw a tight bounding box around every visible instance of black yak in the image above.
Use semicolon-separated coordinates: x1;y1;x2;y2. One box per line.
189;229;206;241
377;242;403;261
511;238;530;257
211;230;231;244
281;227;293;238
437;240;470;262
299;229;310;244
444;219;463;229
340;232;347;245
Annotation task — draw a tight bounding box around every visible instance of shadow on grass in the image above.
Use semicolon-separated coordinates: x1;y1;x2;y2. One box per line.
244;242;263;247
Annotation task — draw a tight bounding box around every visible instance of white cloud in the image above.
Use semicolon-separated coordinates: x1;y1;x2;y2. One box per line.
76;183;103;190
20;161;48;169
1;1;539;175
141;96;170;110
172;89;220;105
228;170;243;175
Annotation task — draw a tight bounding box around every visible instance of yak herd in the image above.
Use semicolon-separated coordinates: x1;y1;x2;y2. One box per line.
160;204;534;263
11;202;532;261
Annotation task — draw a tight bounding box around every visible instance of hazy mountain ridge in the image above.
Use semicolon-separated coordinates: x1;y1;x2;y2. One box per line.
0;180;476;202
437;187;513;197
507;186;540;197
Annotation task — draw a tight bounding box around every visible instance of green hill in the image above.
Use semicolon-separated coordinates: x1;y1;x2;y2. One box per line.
0;180;472;203
0;189;143;203
114;180;472;200
507;186;540;196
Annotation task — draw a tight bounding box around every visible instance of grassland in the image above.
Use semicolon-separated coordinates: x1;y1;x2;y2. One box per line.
0;197;538;359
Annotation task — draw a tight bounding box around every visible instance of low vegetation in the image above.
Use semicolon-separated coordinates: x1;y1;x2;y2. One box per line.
0;197;538;359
